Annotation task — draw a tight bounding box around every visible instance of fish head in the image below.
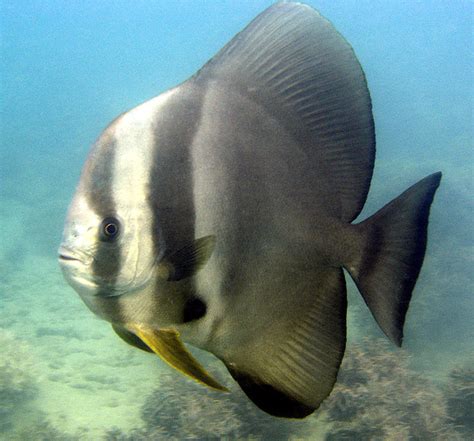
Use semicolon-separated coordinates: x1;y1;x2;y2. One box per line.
58;121;160;307
59;197;157;300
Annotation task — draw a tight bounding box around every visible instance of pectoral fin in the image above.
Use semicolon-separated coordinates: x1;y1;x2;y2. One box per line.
127;324;228;392
157;235;216;281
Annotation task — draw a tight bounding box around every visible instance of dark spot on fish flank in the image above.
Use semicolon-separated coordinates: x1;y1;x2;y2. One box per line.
183;296;207;323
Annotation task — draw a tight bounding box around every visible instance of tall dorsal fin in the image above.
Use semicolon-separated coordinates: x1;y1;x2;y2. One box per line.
193;2;375;222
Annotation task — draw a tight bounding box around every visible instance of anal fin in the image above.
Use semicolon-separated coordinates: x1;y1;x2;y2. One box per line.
223;268;347;418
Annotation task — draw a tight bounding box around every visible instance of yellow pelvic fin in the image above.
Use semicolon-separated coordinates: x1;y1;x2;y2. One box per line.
127;324;228;392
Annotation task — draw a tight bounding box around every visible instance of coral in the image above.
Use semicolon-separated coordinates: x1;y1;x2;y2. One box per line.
109;362;307;440
0;328;38;432
444;364;474;437
321;338;463;441
140;371;242;439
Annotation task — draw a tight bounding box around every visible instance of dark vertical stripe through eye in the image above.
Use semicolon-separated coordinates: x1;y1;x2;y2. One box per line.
84;136;122;302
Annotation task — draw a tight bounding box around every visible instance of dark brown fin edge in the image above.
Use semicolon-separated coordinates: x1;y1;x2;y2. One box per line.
226;366;315;419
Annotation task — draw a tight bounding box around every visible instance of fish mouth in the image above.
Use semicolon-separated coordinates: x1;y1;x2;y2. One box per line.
57;246;91;266
58;247;97;296
58;254;81;262
58;252;83;264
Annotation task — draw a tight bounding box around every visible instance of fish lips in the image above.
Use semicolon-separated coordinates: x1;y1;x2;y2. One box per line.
58;245;92;265
58;246;97;295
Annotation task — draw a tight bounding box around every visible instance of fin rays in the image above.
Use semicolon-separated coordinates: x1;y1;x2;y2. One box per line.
194;2;375;222
222;269;347;418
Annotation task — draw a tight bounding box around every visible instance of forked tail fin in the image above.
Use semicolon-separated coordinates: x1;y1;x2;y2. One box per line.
345;172;442;346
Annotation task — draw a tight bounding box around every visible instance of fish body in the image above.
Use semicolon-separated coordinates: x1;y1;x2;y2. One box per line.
59;2;441;418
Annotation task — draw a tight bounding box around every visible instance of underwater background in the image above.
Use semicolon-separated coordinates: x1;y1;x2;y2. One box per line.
1;0;472;439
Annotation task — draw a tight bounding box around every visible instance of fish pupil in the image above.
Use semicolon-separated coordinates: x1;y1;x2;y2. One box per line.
105;223;117;235
183;297;207;323
100;217;120;241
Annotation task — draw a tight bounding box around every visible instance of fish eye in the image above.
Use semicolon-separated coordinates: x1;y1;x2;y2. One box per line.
100;217;120;242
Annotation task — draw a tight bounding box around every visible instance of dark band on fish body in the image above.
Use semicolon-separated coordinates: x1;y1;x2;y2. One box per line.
148;85;207;300
84;137;124;316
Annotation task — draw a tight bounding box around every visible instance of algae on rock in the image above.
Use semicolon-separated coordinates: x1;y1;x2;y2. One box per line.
321;338;464;441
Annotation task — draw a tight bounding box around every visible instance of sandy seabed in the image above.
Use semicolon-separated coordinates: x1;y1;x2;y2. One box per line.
1;250;162;438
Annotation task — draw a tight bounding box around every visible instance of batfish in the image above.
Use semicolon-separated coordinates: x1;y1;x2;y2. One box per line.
59;2;442;418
